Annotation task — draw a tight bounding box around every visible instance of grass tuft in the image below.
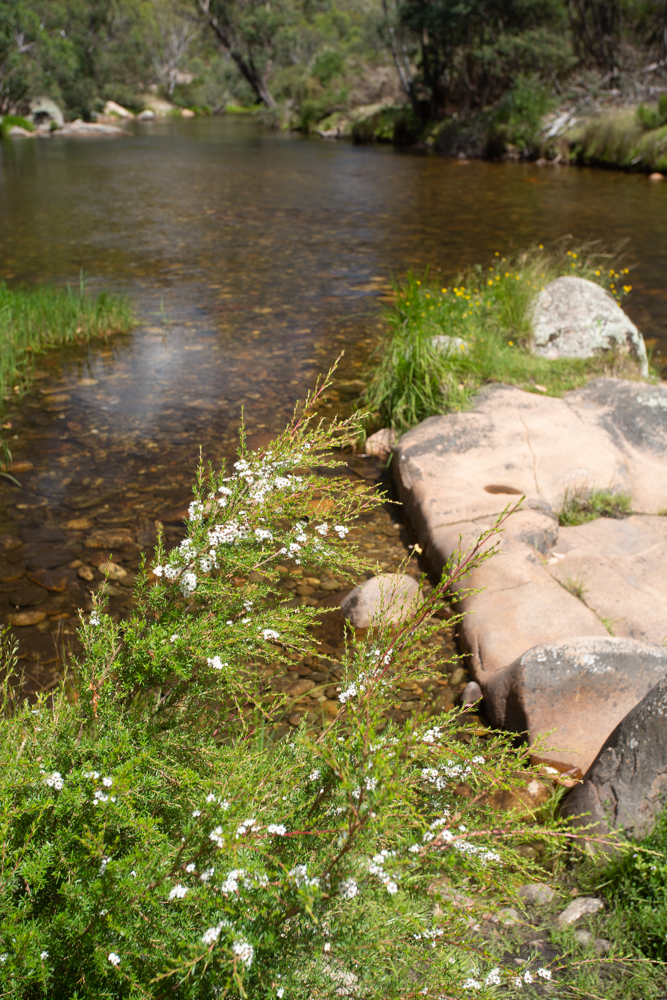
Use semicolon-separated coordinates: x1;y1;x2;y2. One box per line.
362;240;643;435
559;487;633;527
0;279;134;407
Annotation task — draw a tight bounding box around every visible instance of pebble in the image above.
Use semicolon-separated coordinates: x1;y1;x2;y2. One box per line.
557;897;604;928
78;565;95;581
8;610;47;626
517;883;555;905
98;561;128;581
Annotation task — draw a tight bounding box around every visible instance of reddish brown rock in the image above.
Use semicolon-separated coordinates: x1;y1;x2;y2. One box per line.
8;610;47;626
562;673;667;838
271;676;316;698
484;637;667;776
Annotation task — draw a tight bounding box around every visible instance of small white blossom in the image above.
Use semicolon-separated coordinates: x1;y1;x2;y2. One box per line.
315;523;328;535
267;824;287;836
537;968;552;981
153;565;164;577
232;938;254;968
169;884;188;900
108;952;121;967
99;857;110;876
206;793;217;803
485;968;502;985
262;628;280;641
192;809;202;817
385;880;398;895
323;943;331;953
40;951;49;960
186;863;196;873
200;867;215;882
207;655;227;671
89;612;101;626
181;571;197;596
523;971;533;984
339;878;358;900
209;826;224;848
84;771;100;779
202;926;220;946
102;777;113;788
254;528;273;541
462;979;482;991
44;772;64;791
333;525;348;538
277;988;285;998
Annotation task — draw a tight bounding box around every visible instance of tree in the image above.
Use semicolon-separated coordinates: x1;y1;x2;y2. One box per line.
195;0;286;106
567;0;621;71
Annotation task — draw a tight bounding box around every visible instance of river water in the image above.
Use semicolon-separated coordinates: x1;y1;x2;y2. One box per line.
1;117;666;688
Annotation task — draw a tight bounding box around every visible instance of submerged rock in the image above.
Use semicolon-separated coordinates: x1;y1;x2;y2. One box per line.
531;276;648;375
562;674;667;838
340;573;421;628
364;428;397;461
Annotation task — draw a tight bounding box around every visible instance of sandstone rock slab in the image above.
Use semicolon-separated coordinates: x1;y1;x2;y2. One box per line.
562;674;667;838
532;276;648;375
484;637;667;776
557;897;603;928
393;379;667;684
546;515;667;647
339;573;421;628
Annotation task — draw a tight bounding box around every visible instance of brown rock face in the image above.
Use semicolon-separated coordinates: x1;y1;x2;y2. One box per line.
393;379;667;685
562;673;667;837
484;637;667;776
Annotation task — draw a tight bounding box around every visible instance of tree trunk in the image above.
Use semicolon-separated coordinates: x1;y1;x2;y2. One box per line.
197;0;276;107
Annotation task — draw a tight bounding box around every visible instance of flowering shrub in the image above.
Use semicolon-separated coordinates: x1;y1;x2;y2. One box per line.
0;375;563;997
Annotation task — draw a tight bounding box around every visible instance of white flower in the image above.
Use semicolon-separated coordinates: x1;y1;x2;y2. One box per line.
485;968;502;985
323;943;331;953
164;564;180;580
334;525;348;538
188;500;204;520
537;968;552;981
262;628;280;641
181;571;197;596
108;952;121;967
277;988;285;998
0;954;7;964
209;826;224;847
169;884;188;899
408;844;421;854
315;523;328;535
339;878;358;900
200;555;214;572
40;951;49;960
267;824;287;836
202;926;220;946
206;793;217;803
186;863;196;873
308;769;321;782
84;771;100;779
254;528;273;541
192;809;202;817
200;867;215;882
232;938;254;968
236;818;258;838
289;865;320;888
153;565;164;577
385;880;398;895
523;971;533;983
89;612;101;626
462;978;482;990
102;777;113;788
99;857;110;875
207;656;227;671
44;772;64;791
93;790;109;804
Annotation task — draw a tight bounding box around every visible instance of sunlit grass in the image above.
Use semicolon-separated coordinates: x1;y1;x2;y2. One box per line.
363;240;643;434
559;487;633;527
0;279;134;405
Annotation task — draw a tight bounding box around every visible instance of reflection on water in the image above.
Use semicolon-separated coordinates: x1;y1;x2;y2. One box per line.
0;117;666;682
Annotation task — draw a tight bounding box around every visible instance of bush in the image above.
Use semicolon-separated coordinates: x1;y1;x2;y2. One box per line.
363;242;640;434
637;94;667;131
489;75;554;157
0;375;568;997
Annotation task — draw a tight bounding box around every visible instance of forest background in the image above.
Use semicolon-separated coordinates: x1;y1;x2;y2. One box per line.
2;0;667;147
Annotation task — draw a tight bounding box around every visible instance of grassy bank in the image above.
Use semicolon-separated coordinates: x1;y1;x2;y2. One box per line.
363;242;643;435
0;280;134;406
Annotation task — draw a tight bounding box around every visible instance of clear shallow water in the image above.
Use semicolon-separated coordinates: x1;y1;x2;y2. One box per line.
0;117;666;682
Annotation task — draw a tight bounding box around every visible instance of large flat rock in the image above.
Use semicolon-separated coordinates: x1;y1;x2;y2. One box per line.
393;378;667;685
484;637;667;777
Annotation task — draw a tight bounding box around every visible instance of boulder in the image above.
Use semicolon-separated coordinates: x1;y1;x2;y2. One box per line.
29;96;64;127
531;276;648;376
562;674;667;838
484;637;667;776
557;897;604;928
339;573;422;628
137;109;156;120
393;379;667;685
364;428;397;461
8;126;34;138
103;100;134;119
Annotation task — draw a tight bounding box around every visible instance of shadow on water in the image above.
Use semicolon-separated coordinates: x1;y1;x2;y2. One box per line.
0;116;666;684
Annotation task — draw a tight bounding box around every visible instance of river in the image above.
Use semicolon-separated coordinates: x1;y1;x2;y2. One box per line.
0;116;666;686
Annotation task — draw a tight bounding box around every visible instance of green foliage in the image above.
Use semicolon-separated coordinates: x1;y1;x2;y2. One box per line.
637;94;667;130
558;487;633;526
0;279;134;406
363;242;639;434
0;381;579;997
489;74;555;155
601;810;667;961
0;114;34;135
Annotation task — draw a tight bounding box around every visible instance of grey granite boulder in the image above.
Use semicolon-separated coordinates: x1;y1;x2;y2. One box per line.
562;674;667;837
484;637;667;776
532;276;648;376
340;573;421;628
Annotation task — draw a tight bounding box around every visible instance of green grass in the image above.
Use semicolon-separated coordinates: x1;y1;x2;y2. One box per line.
0;115;35;137
362;241;643;435
558;487;633;526
0;279;134;407
568;107;667;173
